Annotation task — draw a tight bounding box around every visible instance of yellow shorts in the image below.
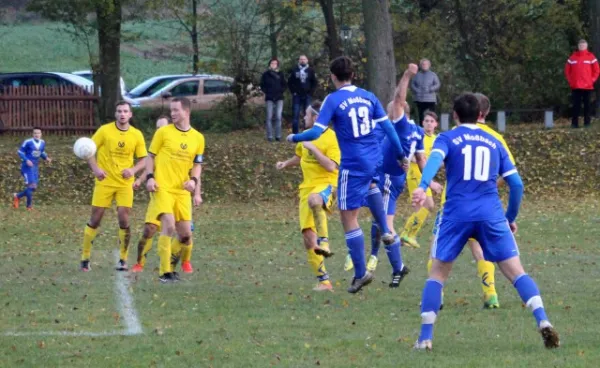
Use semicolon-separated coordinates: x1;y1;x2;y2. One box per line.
147;190;192;223
144;196;162;227
299;184;335;232
92;184;133;208
406;171;432;202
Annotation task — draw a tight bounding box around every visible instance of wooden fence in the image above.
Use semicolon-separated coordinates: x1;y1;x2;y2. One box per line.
0;85;98;135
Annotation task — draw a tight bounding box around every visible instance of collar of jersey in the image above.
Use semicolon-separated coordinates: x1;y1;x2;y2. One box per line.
173;123;192;132
460;123;480;130
114;122;130;132
339;84;356;92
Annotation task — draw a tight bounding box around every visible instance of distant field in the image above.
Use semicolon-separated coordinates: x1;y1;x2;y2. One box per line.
0;21;219;87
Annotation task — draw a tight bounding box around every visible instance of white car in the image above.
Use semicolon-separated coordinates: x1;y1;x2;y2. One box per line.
72;70;128;97
125;74;193;100
0;72;94;93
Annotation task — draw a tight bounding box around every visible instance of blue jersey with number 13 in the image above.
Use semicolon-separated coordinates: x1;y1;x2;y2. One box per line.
315;85;389;174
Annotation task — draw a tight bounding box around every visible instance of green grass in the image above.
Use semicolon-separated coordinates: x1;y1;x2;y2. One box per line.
0;193;598;367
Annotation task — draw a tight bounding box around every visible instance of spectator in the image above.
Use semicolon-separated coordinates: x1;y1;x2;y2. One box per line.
565;39;599;128
288;55;317;133
410;58;441;126
260;58;287;141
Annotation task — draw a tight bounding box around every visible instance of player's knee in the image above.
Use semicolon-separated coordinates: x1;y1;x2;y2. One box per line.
308;194;323;209
179;235;191;245
162;224;176;236
143;224;157;239
301;230;315;249
28;184;37;190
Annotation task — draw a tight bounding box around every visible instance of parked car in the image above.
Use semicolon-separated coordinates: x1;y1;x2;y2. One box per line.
72;70;128;97
131;75;250;110
0;72;94;92
125;74;194;100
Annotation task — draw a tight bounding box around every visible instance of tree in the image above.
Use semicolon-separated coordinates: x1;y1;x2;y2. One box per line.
317;0;341;60
362;0;396;103
588;0;600;115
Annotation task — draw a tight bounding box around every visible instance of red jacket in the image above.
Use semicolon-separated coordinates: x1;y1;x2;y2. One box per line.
565;50;600;90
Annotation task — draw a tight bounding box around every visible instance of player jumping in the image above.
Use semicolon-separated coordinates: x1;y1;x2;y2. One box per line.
13;127;51;210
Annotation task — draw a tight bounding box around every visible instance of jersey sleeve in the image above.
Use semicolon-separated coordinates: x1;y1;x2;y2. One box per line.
295;143;303;157
416;136;425;153
135;131;148;159
498;144;517;178
430;133;450;161
325;134;341;165
91;127;104;150
194;132;205;164
371;96;389;124
148;127;164;156
314;95;334;129
496;135;515;165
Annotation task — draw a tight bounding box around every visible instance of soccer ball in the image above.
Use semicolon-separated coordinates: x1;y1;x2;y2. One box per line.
73;137;97;160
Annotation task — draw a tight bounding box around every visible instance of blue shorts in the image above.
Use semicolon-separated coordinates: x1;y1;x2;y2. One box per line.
432;217;519;263
432;209;442;236
338;169;378;211
378;172;406;215
21;166;39;185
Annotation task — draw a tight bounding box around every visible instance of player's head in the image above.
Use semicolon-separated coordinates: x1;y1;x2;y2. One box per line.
452;93;480;125
420;58;431;71
269;58;280;70
170;97;191;124
578;39;588;51
298;55;309;66
304;100;322;129
386;101;410;119
474;93;491;121
329;56;354;87
423;110;438;134
115;101;133;125
32;127;42;140
156;115;170;129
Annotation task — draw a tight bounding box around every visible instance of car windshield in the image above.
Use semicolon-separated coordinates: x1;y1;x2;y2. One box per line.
76;73;93;81
128;77;183;98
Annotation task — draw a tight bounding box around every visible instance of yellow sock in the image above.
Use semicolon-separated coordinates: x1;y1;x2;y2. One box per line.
403;207;430;238
171;238;183;260
427;258;432;274
477;260;497;297
311;205;329;240
118;227;131;261
181;240;193;262
81;225;98;261
157;235;172;275
138;237;153;266
306;249;328;280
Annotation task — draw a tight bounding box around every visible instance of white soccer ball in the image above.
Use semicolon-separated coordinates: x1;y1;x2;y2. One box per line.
73;137;97;160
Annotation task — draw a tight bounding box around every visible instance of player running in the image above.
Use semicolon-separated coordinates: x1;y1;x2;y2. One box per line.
80;101;147;272
287;56;406;294
145;97;205;283
412;93;559;351
276;100;340;291
13;127;51;210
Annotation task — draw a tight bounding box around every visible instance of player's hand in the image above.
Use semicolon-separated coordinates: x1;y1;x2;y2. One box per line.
26;160;33;167
46;157;52;164
275;161;286;170
509;222;518;234
430;181;443;194
407;63;418;76
286;134;295;143
183;180;196;193
146;178;158;192
398;157;410;171
193;194;203;206
93;168;107;181
133;178;143;190
122;168;135;179
412;187;427;210
302;142;316;151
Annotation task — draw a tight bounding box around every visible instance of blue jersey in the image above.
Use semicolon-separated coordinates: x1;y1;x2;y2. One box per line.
315;85;389;175
380;114;424;176
432;124;516;222
18;138;47;169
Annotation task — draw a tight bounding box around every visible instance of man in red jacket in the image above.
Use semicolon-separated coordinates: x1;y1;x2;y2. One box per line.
565;39;600;128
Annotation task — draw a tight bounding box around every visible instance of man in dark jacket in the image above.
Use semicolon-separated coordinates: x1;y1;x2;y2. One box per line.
565;39;600;128
261;58;287;141
410;59;441;126
288;55;317;133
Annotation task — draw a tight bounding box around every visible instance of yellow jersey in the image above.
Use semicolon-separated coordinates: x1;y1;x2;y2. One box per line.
409;131;437;177
295;128;340;189
148;124;205;195
440;122;515;205
92;122;147;187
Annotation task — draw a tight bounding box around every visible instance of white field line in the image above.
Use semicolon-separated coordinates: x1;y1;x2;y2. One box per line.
113;250;143;336
4;330;122;337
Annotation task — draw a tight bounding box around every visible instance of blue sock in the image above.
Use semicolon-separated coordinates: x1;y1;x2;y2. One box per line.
346;228;366;279
25;188;34;208
419;279;443;342
370;221;381;256
513;274;548;326
366;187;390;234
385;235;403;273
17;188;28;199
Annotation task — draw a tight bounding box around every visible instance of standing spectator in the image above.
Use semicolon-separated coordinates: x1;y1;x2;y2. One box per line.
410;58;441;126
288;55;317;133
565;39;599;128
260;58;287;141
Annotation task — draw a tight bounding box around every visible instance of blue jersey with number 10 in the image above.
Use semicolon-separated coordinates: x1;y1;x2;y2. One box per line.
432;124;516;222
315;85;389;175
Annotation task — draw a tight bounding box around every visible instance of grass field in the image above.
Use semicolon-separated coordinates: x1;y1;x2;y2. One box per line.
0;191;598;367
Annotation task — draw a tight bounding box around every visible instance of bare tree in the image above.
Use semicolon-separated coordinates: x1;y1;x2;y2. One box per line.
317;0;341;60
589;0;600;115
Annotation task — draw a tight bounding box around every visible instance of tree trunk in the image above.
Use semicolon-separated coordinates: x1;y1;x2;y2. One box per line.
192;0;199;74
589;0;600;116
96;0;122;123
361;0;396;103
318;0;341;60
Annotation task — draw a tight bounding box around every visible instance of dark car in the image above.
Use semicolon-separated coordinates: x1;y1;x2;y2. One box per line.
0;72;94;91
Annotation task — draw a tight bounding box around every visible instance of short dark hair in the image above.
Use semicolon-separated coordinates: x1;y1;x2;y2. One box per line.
115;100;132;110
330;56;354;82
269;58;279;67
171;97;191;111
309;100;322;116
33;126;41;131
157;114;170;121
423;110;438;122
474;93;491;118
453;93;480;124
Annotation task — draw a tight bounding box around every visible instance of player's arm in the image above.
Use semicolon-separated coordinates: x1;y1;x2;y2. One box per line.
40;144;51;162
88;128;106;180
287;96;333;142
303;142;338;172
375;95;406;160
390;64;418;120
276;154;301;170
185;134;205;194
145;129;163;192
194;167;203;206
499;145;523;231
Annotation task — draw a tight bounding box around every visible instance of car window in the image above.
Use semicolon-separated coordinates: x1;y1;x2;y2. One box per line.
5;77;36;87
170;81;199;97
41;76;64;86
78;73;93;82
143;78;182;97
203;80;232;95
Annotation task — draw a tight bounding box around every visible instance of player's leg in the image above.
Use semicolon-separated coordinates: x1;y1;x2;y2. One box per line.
468;239;499;308
308;187;334;257
115;187;134;271
80;206;106;271
401;173;431;248
153;191;177;282
173;192;194;274
300;187;331;290
367;173;390;267
478;219;559;348
132;223;158;272
303;229;332;291
365;177;395;245
14;169;29;209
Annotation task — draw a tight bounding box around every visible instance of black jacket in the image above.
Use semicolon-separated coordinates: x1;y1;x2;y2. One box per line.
260;69;287;101
288;65;317;97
